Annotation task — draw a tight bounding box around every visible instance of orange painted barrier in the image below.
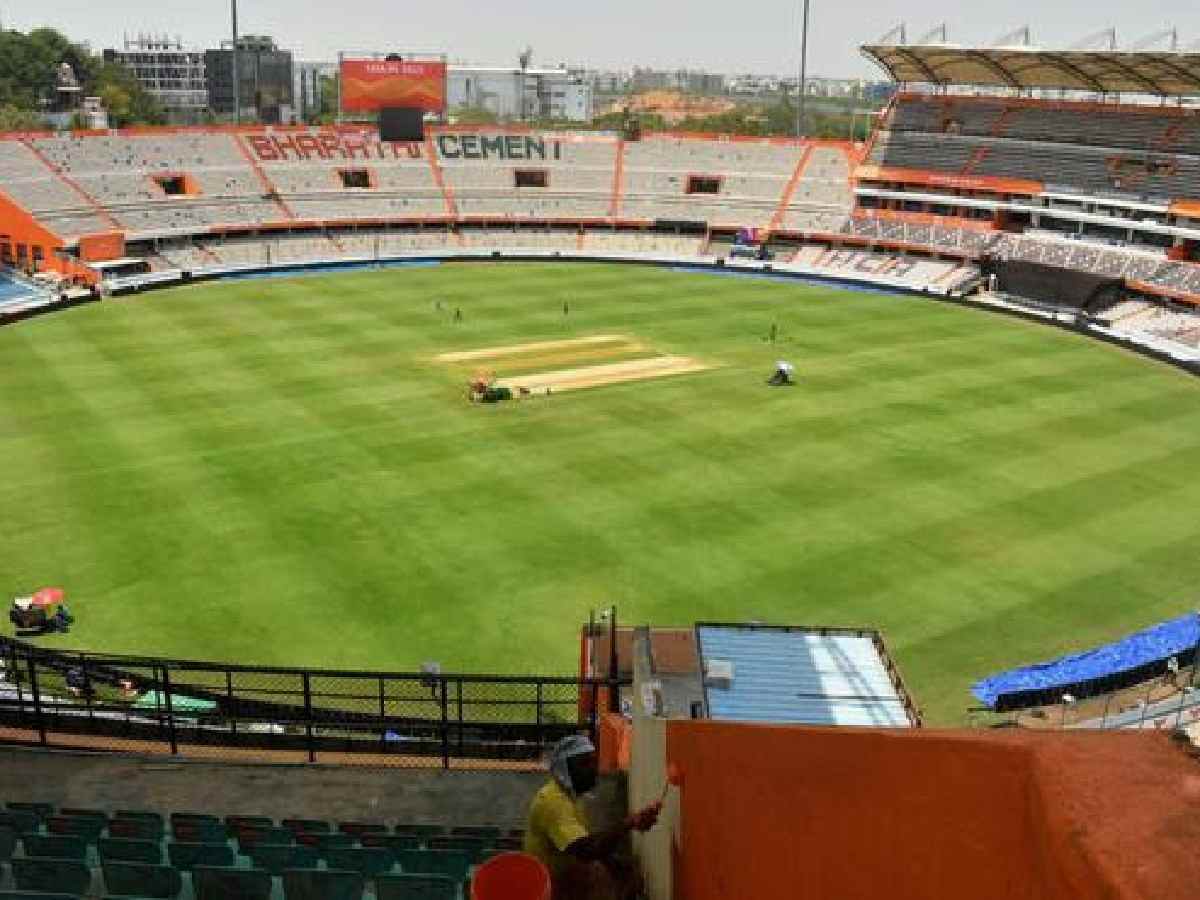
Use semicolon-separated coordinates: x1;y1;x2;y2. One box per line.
597;713;631;774
665;721;1200;900
471;853;550;900
0;184;64;271
856;164;1044;196
78;231;125;263
1169;199;1200;218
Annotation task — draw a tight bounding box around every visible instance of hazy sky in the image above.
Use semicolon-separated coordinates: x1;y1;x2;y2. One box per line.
7;2;1200;79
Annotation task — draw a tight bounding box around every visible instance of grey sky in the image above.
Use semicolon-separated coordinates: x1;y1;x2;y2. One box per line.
7;2;1200;79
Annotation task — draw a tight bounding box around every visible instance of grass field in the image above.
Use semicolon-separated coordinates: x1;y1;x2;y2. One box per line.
3;261;1200;723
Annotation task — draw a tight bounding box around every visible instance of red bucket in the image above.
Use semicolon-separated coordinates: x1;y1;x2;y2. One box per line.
471;852;550;900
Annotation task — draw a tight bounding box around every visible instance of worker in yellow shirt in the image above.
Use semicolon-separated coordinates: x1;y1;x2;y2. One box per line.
525;734;661;900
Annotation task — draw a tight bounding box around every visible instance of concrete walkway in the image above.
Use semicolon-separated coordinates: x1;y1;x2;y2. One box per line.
0;745;543;828
0;744;627;832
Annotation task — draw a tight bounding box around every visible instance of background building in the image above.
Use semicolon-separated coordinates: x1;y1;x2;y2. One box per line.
447;65;592;122
205;35;294;124
104;35;207;124
631;68;726;95
294;61;336;123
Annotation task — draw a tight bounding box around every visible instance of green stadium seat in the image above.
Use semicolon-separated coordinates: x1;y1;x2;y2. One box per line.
248;843;319;875
115;810;163;824
0;892;82;900
281;819;330;834
59;808;108;824
395;849;471;883
102;861;183;899
46;817;104;843
236;827;294;852
428;836;487;863
99;838;163;865
376;873;458;900
393;825;444;838
6;803;54;821
170;820;226;843
362;833;422;853
170;813;219;825
169;813;221;836
193;865;273;900
324;846;396;878
166;842;234;870
282;868;365;900
296;832;355;852
12;857;91;895
226;816;274;831
109;818;164;841
337;821;387;837
0;811;41;835
21;834;87;861
449;826;500;841
0;824;16;861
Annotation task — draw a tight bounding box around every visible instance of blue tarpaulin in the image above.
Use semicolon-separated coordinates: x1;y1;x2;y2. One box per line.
972;612;1200;709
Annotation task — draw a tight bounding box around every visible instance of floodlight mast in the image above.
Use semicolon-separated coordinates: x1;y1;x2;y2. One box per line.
796;0;810;138
231;0;240;125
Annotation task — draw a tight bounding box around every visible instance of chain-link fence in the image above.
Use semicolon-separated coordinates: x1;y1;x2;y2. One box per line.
0;637;623;767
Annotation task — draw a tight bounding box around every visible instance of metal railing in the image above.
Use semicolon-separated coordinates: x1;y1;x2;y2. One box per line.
0;637;626;768
967;663;1200;735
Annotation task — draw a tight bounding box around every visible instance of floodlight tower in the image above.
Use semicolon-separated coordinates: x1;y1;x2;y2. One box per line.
797;0;810;138
231;0;240;125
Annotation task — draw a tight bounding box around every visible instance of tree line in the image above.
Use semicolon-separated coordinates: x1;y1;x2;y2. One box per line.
0;27;164;130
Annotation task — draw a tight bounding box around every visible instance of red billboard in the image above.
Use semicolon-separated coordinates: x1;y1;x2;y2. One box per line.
340;59;446;113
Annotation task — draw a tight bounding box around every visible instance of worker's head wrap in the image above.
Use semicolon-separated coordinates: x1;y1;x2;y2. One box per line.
548;734;596;796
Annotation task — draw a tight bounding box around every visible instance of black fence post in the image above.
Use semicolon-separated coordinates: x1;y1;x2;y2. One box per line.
302;673;315;763
536;681;544;752
26;652;46;746
439;678;450;770
456;680;464;758
378;676;386;755
608;606;620;714
8;640;25;721
161;665;178;755
226;670;237;740
589;680;598;744
81;655;94;727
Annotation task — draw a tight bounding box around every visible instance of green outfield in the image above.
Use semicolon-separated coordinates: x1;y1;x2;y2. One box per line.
3;262;1200;723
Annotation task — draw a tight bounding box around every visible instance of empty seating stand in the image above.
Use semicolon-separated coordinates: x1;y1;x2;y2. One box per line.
0;800;523;900
872;95;1200;203
0;129;857;247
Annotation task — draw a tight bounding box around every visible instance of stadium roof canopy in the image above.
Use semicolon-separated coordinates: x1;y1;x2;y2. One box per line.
861;44;1200;97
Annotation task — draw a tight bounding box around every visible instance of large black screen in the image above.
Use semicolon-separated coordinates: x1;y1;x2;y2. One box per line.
379;107;424;142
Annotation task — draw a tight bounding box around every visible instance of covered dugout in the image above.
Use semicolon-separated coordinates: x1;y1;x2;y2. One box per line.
981;256;1124;310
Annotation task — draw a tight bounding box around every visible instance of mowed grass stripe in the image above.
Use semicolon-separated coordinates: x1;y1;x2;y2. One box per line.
3;263;1200;719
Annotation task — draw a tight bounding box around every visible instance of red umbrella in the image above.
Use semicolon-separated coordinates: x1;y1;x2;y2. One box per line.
30;587;65;608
